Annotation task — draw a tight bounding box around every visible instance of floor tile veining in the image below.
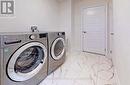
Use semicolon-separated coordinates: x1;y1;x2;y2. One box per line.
40;52;117;85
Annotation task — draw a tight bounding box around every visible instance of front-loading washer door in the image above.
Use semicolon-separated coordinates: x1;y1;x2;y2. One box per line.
7;42;47;82
51;38;65;60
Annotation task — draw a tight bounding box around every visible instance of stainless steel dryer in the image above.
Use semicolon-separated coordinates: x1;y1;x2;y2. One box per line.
47;32;66;75
0;32;48;85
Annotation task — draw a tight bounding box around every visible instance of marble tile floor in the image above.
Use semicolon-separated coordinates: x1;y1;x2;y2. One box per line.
40;52;117;85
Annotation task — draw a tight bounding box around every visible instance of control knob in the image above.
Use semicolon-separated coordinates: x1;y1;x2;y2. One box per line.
29;35;36;40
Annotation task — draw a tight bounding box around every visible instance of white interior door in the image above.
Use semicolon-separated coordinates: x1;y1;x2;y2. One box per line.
82;6;107;55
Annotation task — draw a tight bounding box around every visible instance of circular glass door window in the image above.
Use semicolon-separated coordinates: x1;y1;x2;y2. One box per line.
7;42;47;82
51;38;65;60
14;46;43;73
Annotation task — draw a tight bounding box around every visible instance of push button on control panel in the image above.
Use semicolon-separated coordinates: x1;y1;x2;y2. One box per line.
58;32;65;36
58;33;62;36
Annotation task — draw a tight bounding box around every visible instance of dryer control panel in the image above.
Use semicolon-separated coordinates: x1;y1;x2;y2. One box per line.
58;32;65;36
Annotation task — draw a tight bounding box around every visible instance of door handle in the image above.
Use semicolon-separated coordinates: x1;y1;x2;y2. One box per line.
83;31;87;33
110;33;114;35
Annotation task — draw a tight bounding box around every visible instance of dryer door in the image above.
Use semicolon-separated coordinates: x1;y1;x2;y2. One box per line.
51;38;65;60
7;42;47;82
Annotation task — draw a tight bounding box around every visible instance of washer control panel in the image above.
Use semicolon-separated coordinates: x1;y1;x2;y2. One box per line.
58;32;65;36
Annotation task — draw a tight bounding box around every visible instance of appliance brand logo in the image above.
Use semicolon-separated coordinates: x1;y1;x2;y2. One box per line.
0;0;14;16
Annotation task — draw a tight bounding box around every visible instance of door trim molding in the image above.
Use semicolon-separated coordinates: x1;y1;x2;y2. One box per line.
81;4;108;56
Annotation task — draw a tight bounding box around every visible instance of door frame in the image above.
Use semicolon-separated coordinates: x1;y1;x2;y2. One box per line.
81;4;109;56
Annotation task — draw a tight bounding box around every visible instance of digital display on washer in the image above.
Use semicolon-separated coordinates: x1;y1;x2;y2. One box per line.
39;33;47;38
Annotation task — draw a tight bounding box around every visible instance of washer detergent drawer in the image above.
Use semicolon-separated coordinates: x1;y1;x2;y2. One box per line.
2;35;25;47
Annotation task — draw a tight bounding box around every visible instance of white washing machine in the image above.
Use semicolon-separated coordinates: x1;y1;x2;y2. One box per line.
0;32;48;85
47;32;66;75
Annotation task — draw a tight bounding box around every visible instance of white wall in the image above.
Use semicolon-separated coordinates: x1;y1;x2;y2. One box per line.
0;0;61;32
0;0;73;54
72;0;108;52
113;0;130;85
58;0;73;53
